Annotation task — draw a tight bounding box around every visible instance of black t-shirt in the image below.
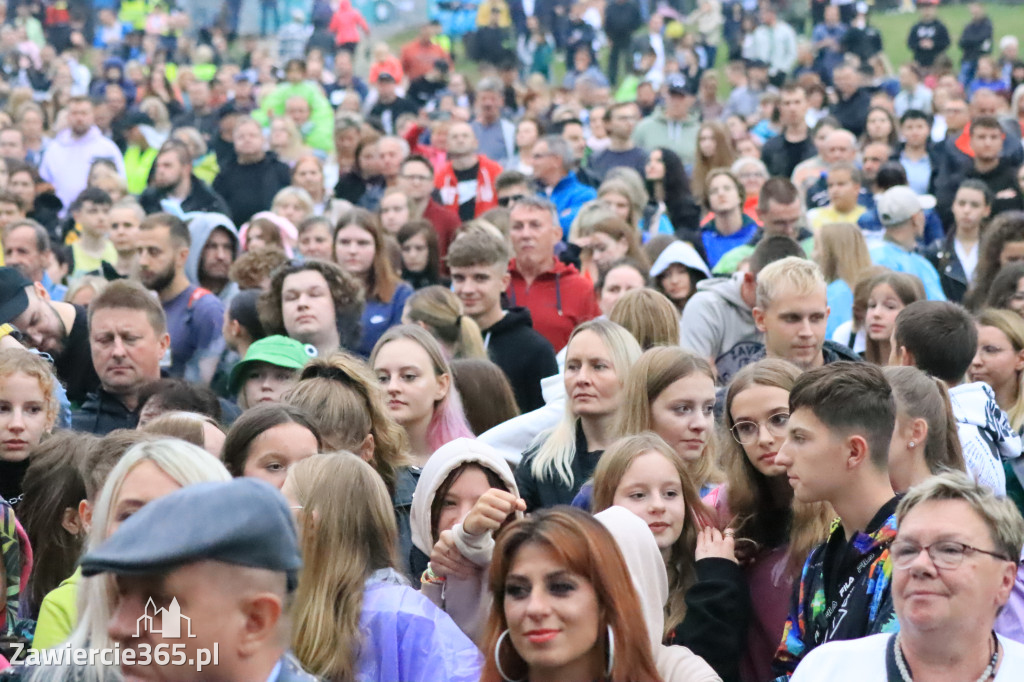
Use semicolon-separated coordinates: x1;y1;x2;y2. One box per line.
967;158;1024;217
0;458;30;509
54;304;100;407
454;165;478;222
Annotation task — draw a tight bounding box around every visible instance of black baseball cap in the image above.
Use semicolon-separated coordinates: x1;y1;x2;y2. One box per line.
0;267;31;325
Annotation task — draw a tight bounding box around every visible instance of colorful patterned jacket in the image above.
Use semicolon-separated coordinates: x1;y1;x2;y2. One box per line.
770;496;901;679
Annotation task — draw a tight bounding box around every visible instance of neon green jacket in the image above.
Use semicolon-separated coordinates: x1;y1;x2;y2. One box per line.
254;81;334;152
32;568;79;650
124;145;158;196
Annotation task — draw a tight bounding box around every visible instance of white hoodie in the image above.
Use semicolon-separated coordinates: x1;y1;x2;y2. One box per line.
595;507;722;682
409;438;521;643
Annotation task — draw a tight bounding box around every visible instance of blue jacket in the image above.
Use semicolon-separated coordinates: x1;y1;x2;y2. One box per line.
357;282;414;357
357;569;482;682
541;172;597;238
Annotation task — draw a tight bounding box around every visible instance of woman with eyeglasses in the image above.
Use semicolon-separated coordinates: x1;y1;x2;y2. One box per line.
712;359;833;682
791;471;1024;681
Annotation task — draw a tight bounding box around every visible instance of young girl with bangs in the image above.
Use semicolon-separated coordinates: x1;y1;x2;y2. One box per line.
591;432;747;682
0;348;60;508
714;358;834;682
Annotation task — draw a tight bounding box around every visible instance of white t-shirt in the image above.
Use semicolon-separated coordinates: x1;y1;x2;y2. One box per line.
791;633;1024;681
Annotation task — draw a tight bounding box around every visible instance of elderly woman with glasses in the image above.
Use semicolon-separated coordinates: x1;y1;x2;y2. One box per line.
791;471;1024;681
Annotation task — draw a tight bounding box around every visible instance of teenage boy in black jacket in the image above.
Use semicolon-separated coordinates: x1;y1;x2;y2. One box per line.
447;231;557;414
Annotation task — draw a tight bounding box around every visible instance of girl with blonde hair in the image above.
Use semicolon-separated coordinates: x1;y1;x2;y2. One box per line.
371;325;474;466
970;308;1024;433
404;285;486;360
515;319;642;511
36;439;229;682
286;453;481;682
269;115;309;166
815;222;874;339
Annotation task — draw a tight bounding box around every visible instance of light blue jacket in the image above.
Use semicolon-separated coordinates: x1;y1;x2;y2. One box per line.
869;240;947;302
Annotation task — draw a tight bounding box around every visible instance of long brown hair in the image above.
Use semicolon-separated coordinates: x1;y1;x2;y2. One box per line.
616;347;724;489
863;270;926;365
334;207;403;302
722;359;834;577
693;121;736;200
592;433;713;638
816;222;872;287
290;454;399;681
480;508;663;682
283;352;410;494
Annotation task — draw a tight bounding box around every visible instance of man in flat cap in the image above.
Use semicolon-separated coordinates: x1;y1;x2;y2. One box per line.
81;477;318;682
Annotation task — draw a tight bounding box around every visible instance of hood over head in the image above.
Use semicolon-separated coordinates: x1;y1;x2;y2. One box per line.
594;506;667;650
650;240;711;280
410;438;520;555
185;212;239;285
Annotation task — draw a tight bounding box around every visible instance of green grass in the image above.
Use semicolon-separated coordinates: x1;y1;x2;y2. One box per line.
387;4;1024;92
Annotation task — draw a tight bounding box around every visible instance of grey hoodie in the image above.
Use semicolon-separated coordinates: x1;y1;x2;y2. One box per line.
184;213;240;304
679;274;761;380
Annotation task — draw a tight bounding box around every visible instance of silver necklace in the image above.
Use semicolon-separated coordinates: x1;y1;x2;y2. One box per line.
894;631;1000;682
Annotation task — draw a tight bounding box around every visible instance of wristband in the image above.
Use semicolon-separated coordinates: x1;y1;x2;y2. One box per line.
420;564;446;585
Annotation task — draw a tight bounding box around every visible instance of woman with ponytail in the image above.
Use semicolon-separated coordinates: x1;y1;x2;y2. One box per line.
404;286;487;360
883;366;966;493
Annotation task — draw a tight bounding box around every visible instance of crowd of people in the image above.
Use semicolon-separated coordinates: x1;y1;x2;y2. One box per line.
0;0;1024;680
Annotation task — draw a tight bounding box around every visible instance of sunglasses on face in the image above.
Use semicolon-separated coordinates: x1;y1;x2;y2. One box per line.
498;194;527;207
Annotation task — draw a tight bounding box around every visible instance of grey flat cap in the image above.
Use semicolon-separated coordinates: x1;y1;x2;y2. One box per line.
81;478;302;589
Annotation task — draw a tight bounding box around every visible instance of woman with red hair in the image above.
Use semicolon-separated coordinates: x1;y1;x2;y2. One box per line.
481;507;664;682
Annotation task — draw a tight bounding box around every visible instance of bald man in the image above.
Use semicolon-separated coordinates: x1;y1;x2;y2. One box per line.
434;122;503;220
805;129;872;210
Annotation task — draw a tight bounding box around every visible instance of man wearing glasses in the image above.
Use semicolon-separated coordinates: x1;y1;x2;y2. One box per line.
770;362;900;680
398;155;459;272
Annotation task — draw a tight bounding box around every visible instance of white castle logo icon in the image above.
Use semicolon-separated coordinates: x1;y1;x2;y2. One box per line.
134;597;196;639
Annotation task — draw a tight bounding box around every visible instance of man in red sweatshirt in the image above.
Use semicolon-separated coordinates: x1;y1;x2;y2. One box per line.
506;196;600;351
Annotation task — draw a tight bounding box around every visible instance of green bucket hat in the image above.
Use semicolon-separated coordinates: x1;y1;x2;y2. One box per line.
228;335;317;395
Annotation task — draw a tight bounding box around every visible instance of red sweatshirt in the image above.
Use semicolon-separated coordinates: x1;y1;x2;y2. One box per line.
506;258;600;352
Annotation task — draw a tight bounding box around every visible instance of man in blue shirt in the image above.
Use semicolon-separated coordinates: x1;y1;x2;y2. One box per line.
869;185;947;301
135;213;226;386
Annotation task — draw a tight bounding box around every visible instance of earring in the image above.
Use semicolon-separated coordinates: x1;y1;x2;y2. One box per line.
606;624;615;678
909;441;916;448
494;629;525;682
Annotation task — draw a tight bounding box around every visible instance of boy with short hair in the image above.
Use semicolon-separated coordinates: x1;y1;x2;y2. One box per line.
806;162;866;233
751;256;859;371
891;300;1020;494
898;109;933;195
771;362;900;679
447;231;557;412
67;187;116;278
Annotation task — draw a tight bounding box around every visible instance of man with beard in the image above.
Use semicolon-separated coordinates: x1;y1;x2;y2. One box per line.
185;213;240;303
139;142;230;216
135;213;225;386
0;266;99;405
